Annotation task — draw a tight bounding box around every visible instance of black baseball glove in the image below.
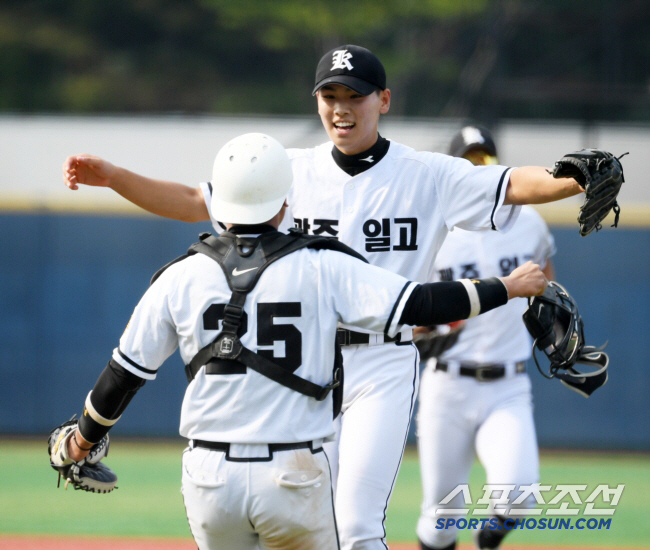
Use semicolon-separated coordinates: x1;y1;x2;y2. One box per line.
48;417;118;493
550;149;626;237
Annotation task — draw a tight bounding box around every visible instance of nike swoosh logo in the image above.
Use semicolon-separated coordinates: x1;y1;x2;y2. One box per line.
360;155;374;163
232;266;258;276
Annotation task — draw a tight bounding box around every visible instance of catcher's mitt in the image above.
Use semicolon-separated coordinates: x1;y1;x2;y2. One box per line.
414;322;465;361
48;417;117;493
550;149;626;237
522;281;609;397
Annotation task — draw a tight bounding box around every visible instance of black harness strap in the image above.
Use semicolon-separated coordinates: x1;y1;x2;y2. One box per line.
186;316;342;402
174;228;363;415
152;228;366;287
185;286;342;402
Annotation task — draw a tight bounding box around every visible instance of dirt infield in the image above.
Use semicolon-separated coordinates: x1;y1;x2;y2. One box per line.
1;536;196;550
2;535;646;550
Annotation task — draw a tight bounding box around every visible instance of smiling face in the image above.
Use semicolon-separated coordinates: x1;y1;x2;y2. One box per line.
316;84;391;155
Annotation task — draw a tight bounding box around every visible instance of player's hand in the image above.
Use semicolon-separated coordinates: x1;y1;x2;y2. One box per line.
500;261;547;298
48;419;117;493
63;154;117;190
66;429;92;462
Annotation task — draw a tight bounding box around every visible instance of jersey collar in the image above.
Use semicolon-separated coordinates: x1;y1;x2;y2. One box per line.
331;134;390;177
228;224;277;235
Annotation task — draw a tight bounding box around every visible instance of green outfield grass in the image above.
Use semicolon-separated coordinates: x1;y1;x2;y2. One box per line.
2;439;649;547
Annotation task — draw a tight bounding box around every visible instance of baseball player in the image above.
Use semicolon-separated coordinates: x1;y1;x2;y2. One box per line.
58;132;547;550
63;45;585;550
415;126;556;550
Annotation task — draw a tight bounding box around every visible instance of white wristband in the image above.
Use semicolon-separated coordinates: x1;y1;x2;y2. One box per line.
459;279;481;318
84;391;121;427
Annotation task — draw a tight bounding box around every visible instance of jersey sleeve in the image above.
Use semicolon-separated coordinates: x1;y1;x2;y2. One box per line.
111;266;181;380
431;153;520;232
199;181;227;233
318;251;418;338
527;207;557;267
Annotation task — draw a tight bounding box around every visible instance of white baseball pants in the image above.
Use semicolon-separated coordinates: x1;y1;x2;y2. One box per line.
416;362;539;548
325;342;420;550
181;444;339;549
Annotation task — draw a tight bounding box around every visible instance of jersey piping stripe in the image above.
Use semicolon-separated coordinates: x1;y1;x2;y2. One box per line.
205;182;227;231
384;281;412;337
322;449;342;549
490;167;510;230
117;348;157;375
381;345;419;546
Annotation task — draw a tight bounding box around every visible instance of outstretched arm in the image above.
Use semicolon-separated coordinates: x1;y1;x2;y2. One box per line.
62;154;209;222
504;166;584;205
400;261;546;327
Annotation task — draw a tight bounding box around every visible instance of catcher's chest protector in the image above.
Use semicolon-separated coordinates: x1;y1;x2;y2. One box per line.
153;228;366;417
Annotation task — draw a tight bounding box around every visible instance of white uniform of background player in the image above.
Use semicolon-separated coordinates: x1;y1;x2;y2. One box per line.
416;127;556;550
63;46;584;550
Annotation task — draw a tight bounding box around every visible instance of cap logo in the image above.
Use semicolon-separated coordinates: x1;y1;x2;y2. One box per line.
331;49;354;71
462;127;485;146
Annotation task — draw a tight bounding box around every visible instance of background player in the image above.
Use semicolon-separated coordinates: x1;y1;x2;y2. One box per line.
63;45;584;550
415;126;556;550
57;131;547;550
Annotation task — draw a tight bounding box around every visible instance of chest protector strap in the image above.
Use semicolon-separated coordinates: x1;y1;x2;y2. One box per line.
160;228;365;416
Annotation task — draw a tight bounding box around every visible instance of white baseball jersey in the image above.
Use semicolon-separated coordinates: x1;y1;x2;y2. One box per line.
433;205;557;363
111;242;417;444
203;139;520;287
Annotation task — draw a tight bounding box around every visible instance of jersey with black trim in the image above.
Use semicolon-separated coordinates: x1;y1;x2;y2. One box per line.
434;205;556;363
202;139;518;337
112;243;417;444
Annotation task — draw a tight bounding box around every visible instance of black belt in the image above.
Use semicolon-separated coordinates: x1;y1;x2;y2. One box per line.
192;439;322;462
435;361;525;381
336;328;405;346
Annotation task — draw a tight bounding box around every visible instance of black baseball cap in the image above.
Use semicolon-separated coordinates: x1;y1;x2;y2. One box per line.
449;125;498;158
312;45;386;96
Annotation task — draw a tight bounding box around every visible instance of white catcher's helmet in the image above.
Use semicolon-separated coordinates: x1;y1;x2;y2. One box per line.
210;133;293;224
